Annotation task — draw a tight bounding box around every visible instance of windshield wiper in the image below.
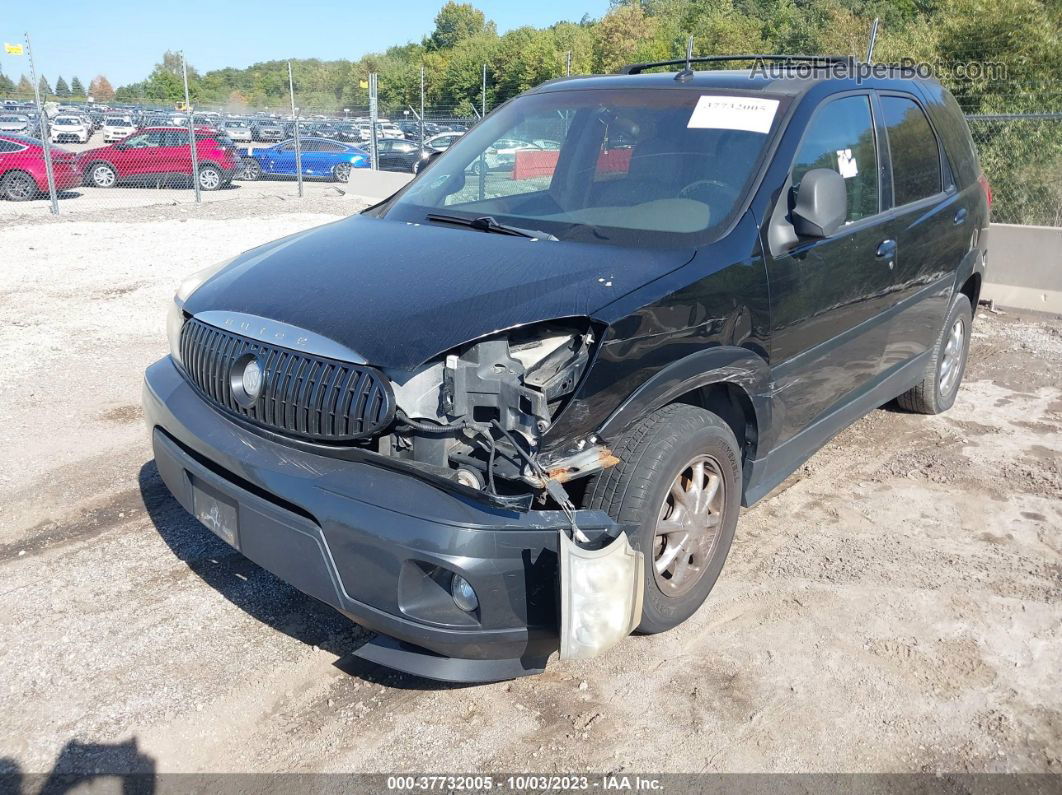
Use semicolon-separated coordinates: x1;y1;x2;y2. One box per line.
426;213;557;241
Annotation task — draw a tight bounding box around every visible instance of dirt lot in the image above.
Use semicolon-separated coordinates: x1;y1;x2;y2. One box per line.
0;198;1059;777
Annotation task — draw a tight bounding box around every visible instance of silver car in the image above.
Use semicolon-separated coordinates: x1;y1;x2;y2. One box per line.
0;115;29;134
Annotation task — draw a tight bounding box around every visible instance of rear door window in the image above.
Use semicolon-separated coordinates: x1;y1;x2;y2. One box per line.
881;95;942;206
792;95;879;222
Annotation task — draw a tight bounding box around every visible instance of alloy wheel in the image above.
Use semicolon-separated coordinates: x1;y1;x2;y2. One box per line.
653;454;726;597
333;163;351;182
92;165;116;188
939;317;965;396
199;168;221;190
5;172;35;201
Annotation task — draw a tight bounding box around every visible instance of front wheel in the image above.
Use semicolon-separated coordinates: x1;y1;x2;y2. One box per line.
584;403;741;634
332;163;351;183
88;162;117;188
895;293;973;414
198;165;222;191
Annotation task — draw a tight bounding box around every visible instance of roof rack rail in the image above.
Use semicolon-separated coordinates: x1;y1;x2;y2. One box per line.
617;54;857;75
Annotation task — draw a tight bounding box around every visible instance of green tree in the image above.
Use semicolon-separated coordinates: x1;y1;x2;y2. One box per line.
70;76;85;96
427;2;495;51
593;3;664;72
38;75;52;97
55;76;70;97
17;75;32;95
0;71;14;94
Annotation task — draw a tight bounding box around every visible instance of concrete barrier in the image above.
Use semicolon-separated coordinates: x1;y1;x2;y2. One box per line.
983;223;1062;313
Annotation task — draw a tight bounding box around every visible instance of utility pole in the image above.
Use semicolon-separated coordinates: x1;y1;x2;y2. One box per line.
865;18;880;63
288;61;303;197
25;34;58;215
368;72;379;170
481;63;487;117
419;64;425;145
182;52;201;203
566;50;572;77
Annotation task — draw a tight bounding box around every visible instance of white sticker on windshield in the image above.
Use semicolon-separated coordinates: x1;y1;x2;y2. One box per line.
687;95;780;134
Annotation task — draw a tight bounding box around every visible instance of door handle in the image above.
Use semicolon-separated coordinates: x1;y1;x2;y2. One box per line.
876;239;897;270
953;207;968;225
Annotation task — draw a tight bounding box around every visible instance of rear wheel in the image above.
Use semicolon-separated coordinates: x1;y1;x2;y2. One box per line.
584;403;741;634
88;162;117;188
895;293;973;414
1;170;37;201
198;165;222;191
238;157;261;181
332;163;351;183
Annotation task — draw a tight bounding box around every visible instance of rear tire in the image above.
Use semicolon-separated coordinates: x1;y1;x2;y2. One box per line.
238;157;261;181
198;165;222;191
1;170;37;201
895;293;973;414
584;404;741;634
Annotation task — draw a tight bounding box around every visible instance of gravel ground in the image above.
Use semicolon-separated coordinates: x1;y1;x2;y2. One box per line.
0;200;1059;777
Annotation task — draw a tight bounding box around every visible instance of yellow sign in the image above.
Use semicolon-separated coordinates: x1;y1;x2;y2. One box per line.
175;101;189;111
4;43;25;55
359;79;368;89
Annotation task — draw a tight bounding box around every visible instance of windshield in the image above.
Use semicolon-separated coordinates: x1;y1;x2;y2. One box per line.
385;88;784;247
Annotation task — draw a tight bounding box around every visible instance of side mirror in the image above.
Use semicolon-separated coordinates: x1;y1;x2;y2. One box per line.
791;168;847;238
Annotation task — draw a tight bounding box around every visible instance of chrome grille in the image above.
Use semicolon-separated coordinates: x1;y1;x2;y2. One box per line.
179;317;395;442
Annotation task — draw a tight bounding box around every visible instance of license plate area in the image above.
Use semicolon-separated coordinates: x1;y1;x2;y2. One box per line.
191;477;239;548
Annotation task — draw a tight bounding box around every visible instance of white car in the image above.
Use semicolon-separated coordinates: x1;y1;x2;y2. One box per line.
0;114;30;133
102;117;135;143
222;122;252;142
425;131;464;152
49;115;90;144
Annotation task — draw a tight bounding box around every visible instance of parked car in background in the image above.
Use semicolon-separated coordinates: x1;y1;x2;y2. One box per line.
252;121;285;142
376;138;433;174
0;133;82;200
424;131;463;152
102;117;136;143
50;115;91;144
78;127;238;191
237;137;368;182
333;123;362;143
0;115;30;134
222;121;253;142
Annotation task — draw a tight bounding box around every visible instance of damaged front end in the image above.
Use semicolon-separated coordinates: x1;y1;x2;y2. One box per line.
373;318;643;661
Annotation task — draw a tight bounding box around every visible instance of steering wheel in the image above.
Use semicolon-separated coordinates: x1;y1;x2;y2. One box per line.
678;178;740;206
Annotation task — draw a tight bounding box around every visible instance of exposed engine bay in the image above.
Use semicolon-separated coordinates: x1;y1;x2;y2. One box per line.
375;320;614;505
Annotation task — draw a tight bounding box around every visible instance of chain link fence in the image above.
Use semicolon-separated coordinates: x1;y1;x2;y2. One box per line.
1;53;1060;226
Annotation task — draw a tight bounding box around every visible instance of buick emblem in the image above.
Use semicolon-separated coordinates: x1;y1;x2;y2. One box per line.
231;353;266;408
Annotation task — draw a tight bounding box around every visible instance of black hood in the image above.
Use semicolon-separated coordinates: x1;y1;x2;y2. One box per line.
183;215;694;370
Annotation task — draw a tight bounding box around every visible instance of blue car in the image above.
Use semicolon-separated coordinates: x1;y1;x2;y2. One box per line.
237;137;369;182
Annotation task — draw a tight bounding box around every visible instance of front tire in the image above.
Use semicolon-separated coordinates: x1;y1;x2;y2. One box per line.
332;163;351;183
88;162;117;189
584;404;741;634
895;293;973;414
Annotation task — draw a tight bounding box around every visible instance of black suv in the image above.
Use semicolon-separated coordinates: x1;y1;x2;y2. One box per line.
144;56;990;682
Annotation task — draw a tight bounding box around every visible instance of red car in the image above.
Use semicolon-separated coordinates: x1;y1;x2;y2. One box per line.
0;133;82;201
78;126;239;191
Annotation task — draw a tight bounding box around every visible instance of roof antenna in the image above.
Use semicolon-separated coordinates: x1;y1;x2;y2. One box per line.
865;17;880;63
675;35;695;82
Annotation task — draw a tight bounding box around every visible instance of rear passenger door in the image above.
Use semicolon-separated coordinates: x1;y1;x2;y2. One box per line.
875;92;966;371
765;93;895;444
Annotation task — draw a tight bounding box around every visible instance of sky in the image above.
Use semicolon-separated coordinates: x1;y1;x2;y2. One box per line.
1;0;609;89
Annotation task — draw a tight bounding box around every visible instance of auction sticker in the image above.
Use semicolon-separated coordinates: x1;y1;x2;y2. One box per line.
687;95;780;134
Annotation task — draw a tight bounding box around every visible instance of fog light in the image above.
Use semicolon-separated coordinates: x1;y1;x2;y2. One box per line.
450;574;479;612
559;531;644;661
